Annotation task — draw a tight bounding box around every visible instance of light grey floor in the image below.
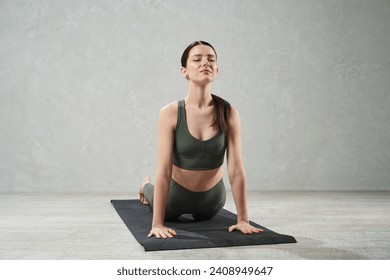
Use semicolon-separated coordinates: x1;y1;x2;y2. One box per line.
0;191;389;260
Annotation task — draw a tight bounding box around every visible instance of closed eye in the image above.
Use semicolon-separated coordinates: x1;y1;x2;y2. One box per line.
191;54;216;62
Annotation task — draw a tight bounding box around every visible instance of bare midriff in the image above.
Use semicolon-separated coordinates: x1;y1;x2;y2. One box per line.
172;165;224;192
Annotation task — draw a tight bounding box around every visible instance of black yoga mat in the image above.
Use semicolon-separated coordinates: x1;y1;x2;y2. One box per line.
111;199;296;251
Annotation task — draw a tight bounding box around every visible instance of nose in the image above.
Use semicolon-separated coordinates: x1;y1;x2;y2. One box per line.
202;57;210;66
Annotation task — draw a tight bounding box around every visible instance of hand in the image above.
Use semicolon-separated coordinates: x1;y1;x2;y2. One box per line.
228;221;263;234
147;225;177;239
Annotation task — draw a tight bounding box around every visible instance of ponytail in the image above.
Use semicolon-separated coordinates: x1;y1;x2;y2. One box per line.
211;94;231;134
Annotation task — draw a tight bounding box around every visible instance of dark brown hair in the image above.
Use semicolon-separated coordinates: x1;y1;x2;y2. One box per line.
181;41;217;67
181;41;231;134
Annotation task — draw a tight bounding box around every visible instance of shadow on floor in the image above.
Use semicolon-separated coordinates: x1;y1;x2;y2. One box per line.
279;236;366;260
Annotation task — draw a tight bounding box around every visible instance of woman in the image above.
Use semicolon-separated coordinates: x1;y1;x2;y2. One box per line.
139;41;263;239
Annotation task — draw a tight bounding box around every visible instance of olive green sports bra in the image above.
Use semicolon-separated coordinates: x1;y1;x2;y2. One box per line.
173;100;226;170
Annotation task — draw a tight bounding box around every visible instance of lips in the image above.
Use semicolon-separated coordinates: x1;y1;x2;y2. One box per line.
200;69;212;73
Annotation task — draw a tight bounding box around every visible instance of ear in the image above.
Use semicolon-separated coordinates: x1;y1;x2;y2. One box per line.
181;67;189;80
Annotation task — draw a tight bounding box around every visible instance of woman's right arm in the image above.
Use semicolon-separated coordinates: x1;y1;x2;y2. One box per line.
147;104;177;239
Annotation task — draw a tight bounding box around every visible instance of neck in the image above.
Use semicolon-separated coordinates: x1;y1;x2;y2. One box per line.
185;83;213;108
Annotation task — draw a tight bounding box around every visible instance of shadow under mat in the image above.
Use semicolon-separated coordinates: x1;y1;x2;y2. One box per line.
111;199;297;251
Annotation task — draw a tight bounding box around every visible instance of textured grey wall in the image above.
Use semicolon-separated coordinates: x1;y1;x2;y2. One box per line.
1;0;389;193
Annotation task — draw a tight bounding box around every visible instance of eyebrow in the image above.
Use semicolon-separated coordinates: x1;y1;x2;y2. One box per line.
191;54;216;58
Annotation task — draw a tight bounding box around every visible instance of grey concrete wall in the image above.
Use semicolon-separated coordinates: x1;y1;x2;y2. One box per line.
1;0;389;193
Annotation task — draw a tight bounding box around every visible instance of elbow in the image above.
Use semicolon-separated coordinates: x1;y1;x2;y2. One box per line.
155;165;172;183
227;156;246;184
228;169;246;185
156;170;172;182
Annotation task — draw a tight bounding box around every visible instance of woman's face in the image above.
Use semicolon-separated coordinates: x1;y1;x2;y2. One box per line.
181;45;218;84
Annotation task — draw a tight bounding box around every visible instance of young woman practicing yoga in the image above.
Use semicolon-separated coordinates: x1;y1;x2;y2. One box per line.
139;41;263;239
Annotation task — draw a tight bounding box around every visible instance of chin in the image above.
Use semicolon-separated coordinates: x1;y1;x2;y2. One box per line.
199;76;217;83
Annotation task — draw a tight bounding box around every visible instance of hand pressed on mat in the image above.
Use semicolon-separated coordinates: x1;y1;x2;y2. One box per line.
148;225;177;239
147;221;262;239
228;221;263;234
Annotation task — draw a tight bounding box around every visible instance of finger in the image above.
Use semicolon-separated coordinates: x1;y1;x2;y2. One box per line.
165;229;176;238
147;231;154;238
161;229;173;238
248;226;258;234
247;227;262;234
253;227;263;233
228;225;236;232
160;231;170;239
241;227;249;234
246;225;258;234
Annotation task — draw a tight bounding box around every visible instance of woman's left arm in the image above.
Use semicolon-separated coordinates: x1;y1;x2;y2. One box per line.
226;106;263;234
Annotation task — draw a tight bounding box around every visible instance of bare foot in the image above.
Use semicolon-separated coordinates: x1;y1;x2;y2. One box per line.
139;176;150;205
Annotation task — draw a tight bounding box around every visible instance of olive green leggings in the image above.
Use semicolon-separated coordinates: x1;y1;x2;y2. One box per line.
143;178;226;221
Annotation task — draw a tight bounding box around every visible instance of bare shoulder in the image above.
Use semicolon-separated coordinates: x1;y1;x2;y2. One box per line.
160;100;178;117
159;100;179;128
228;105;241;127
